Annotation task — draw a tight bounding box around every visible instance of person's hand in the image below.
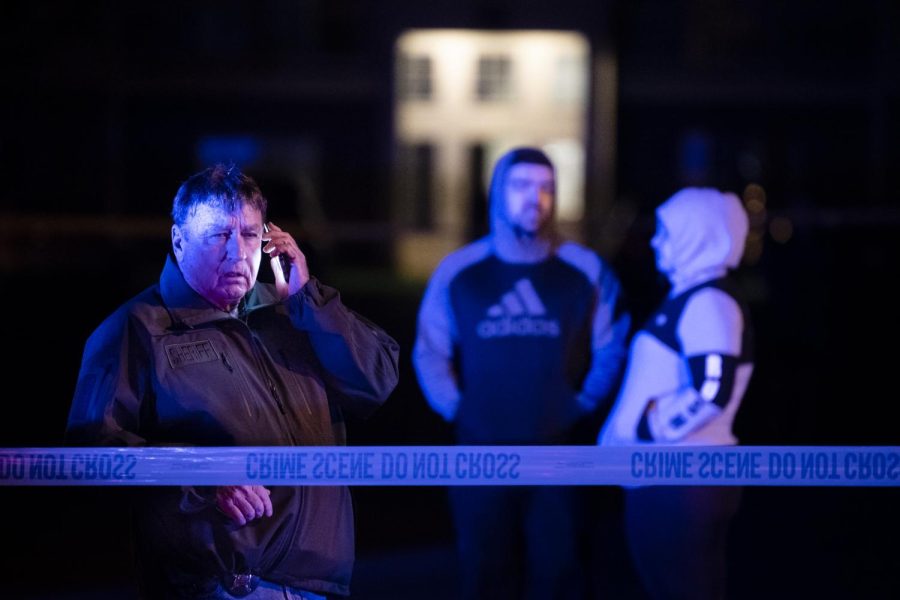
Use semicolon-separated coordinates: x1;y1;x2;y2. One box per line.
262;222;310;298
644;389;721;442
215;485;274;526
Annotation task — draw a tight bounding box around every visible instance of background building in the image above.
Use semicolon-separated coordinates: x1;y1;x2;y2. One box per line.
393;29;593;276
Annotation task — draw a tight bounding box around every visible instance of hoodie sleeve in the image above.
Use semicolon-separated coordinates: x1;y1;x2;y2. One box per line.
557;243;631;412
577;262;631;411
412;262;462;423
287;277;400;418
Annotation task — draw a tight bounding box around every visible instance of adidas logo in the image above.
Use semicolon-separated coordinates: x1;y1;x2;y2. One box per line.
476;278;561;339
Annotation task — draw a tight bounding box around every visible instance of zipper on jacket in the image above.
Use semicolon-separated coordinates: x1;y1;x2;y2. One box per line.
267;377;286;415
245;335;288;416
221;352;253;419
235;317;300;445
278;349;313;416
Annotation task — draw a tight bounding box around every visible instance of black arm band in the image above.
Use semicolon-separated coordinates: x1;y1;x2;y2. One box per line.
687;353;739;409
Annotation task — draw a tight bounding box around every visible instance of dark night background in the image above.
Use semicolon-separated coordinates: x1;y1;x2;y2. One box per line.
2;1;899;598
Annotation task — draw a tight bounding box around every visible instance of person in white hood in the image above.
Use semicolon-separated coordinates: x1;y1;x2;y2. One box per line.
598;187;754;600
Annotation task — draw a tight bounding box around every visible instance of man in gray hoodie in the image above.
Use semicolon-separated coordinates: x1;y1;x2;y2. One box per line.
414;147;629;599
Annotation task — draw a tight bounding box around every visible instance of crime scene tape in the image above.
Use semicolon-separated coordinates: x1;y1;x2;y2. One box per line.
1;446;898;487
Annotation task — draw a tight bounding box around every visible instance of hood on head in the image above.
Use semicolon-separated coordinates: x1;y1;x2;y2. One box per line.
488;146;556;236
656;187;748;283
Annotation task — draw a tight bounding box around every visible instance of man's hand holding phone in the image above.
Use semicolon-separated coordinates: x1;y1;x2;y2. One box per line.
262;222;309;298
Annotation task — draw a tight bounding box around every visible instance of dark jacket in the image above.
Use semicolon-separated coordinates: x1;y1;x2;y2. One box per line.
67;255;399;597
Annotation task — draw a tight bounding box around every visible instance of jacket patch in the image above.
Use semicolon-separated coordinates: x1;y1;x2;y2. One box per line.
165;340;219;369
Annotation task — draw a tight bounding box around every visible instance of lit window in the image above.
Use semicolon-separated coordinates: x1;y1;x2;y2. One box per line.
397;54;433;101
554;55;587;103
476;55;513;101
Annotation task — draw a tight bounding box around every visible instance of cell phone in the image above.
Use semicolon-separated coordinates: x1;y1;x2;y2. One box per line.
263;223;291;279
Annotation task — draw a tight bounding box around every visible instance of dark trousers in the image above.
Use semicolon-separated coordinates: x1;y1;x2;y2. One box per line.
624;486;742;600
449;485;584;600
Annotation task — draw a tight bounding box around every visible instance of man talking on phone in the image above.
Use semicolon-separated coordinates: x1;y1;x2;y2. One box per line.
66;163;399;599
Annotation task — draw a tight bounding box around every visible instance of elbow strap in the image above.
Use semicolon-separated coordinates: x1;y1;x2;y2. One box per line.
637;353;740;442
687;353;738;409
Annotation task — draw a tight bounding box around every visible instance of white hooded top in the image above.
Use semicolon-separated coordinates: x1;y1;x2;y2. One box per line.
598;187;753;446
657;187;748;293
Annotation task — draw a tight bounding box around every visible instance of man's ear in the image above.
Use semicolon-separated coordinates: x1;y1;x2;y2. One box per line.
171;224;184;261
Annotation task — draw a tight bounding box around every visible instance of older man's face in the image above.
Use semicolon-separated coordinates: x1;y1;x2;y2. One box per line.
172;201;263;312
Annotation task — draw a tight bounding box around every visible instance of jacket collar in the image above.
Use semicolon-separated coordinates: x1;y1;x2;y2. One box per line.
158;254;281;328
